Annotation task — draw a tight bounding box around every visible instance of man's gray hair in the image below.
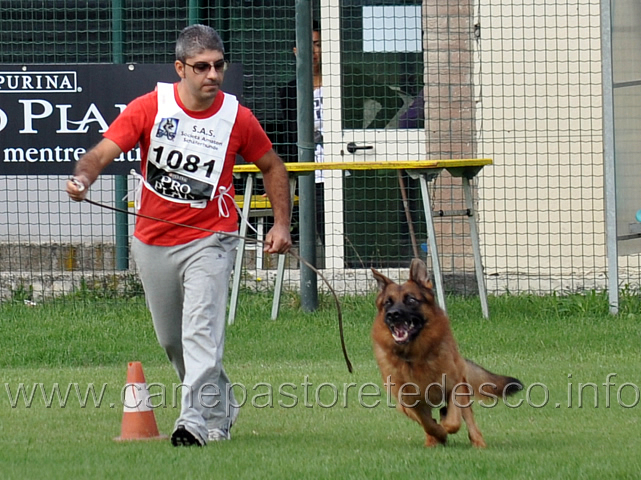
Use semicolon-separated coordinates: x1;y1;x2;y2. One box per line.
175;24;224;62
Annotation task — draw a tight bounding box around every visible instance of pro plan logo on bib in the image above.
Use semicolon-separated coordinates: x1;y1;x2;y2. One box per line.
146;83;238;206
147;162;210;201
156;118;179;141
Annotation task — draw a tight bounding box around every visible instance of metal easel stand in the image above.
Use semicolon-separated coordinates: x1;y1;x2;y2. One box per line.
228;174;255;325
271;178;297;320
228;174;297;325
410;168;490;319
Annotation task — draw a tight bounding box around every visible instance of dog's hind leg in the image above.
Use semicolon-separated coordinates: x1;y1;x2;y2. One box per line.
461;407;486;448
457;383;486;448
440;399;462;435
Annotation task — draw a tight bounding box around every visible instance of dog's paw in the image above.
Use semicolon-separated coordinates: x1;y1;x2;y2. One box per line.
425;434;446;448
471;436;487;448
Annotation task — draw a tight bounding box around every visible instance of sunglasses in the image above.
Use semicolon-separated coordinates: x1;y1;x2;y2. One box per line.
183;59;227;75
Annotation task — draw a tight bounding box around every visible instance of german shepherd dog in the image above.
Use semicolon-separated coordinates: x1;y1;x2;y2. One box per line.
371;259;522;448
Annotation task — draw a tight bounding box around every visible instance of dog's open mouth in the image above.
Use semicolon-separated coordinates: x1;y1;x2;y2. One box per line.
388;321;418;344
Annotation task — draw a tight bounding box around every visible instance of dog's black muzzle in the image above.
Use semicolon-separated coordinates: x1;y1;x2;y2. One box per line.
384;307;424;344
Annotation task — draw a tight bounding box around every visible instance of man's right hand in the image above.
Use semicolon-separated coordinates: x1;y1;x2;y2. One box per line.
65;138;123;202
66;175;89;202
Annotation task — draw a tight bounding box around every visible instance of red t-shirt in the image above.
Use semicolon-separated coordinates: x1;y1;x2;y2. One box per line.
104;84;272;246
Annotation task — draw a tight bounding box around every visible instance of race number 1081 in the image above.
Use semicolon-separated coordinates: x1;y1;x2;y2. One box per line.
151;146;216;177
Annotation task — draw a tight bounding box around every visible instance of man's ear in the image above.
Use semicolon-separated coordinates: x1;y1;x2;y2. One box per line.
293;46;297;57
175;60;185;79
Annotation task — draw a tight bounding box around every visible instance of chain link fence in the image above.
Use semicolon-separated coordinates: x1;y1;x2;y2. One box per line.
1;0;639;305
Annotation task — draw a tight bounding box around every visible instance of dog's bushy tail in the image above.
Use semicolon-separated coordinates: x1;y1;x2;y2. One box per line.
464;359;523;401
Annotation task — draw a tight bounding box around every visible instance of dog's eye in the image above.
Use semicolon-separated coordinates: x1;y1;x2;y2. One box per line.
383;298;393;309
405;295;419;307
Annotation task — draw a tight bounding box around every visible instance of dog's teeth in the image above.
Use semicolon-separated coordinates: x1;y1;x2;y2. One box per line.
393;329;409;342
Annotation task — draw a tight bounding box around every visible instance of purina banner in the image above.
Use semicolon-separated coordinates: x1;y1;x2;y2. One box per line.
0;63;243;175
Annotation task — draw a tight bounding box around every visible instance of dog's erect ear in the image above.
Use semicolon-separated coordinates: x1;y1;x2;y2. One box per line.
409;258;432;288
371;267;393;292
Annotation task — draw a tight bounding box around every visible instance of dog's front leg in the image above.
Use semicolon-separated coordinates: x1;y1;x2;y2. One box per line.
410;404;448;447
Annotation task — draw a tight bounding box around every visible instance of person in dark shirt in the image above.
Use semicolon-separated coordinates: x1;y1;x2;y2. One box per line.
278;22;404;248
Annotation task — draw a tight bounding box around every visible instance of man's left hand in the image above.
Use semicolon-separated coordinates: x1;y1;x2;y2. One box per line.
264;224;292;254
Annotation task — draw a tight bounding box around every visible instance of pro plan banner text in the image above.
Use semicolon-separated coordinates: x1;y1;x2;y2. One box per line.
0;64;242;175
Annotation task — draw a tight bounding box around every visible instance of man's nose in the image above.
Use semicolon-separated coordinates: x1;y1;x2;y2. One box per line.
206;66;220;80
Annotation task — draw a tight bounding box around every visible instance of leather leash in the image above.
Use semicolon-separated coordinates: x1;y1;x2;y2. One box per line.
81;197;353;373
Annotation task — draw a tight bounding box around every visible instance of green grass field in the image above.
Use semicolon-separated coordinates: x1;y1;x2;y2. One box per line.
1;290;640;479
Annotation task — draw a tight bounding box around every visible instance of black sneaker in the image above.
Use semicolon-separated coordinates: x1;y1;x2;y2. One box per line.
171;425;204;447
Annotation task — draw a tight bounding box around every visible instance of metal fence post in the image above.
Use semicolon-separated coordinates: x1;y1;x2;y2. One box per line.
601;0;619;315
188;0;200;25
296;0;318;311
112;0;129;271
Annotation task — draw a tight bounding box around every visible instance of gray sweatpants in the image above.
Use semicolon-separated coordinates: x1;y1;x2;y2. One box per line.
131;233;239;444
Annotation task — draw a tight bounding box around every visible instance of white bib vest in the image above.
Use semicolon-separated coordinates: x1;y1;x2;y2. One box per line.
146;82;239;207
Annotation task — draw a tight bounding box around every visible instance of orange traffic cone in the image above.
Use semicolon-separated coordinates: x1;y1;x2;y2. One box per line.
114;361;168;442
